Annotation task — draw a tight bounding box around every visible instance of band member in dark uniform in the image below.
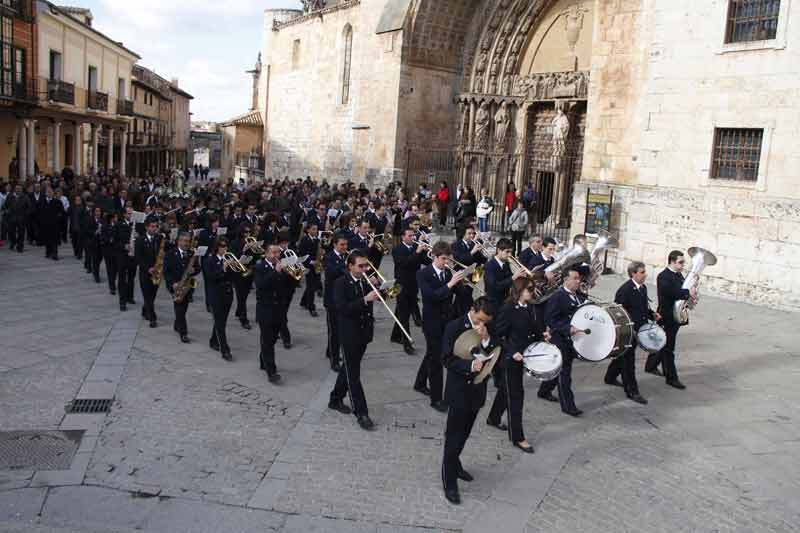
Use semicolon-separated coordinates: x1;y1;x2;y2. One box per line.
518;234;543;270
39;187;64;260
347;220;373;255
365;204;390;270
113;207;138;311
277;233;299;349
414;241;465;412
391;228;428;355
197;214;221;313
255;245;287;383
605;261;658;404
537;266;587;417
100;212;118;295
164;231;200;343
324;234;348;371
451;226;487;316
298;222;322;317
441;296;498;505
83;206;103;283
530;237;557;331
134;218;163;328
486;278;541;453
484;238;524;308
205;236;237;361
327;250;380;431
645;251;697;389
230;224;257;330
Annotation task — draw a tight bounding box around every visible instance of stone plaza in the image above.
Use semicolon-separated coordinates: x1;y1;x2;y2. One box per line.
1;248;799;532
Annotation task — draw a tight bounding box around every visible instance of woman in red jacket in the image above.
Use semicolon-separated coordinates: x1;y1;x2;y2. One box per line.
436;181;450;227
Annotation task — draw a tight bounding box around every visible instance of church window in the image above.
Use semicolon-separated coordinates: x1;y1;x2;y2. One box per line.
725;0;780;43
341;25;352;105
710;128;763;182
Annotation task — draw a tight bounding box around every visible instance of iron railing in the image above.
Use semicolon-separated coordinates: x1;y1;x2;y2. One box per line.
117;98;134;116
47;79;75;105
88;90;108;111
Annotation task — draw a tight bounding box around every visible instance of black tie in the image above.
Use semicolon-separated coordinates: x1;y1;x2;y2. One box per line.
439;271;445;283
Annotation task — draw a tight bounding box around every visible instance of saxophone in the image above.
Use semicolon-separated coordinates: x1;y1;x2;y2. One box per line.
150;235;167;286
174;253;200;304
314;237;324;274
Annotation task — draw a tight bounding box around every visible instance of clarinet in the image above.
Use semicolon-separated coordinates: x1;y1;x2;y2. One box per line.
127;220;136;257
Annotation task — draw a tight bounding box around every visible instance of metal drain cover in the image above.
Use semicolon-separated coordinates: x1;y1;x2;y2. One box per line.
0;431;84;471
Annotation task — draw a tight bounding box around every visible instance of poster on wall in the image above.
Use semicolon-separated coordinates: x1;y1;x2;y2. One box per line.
584;189;613;235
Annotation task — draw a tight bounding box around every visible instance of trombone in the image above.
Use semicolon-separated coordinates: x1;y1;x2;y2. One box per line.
359;263;414;345
428;251;486;296
363;258;402;299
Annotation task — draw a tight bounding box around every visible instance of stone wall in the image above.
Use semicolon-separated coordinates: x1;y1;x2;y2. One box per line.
573;0;800;311
262;4;404;185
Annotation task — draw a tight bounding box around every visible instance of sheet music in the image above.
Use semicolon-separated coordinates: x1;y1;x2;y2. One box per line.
217;227;228;236
195;246;208;256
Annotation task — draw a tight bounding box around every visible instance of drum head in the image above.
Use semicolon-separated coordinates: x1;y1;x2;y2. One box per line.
523;342;562;381
571;304;616;362
637;322;667;353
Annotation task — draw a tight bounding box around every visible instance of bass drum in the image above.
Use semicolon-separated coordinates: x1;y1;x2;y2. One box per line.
637;321;667;353
570;303;634;362
522;342;562;382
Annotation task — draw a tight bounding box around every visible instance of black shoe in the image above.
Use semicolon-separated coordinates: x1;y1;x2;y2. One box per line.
357;415;375;431
268;373;282;384
538;392;559;403
666;380;686;390
514;442;535;454
52;255;59;261
412;316;422;327
283;341;292;350
120;303;127;312
149;320;157;328
457;469;473;482
94;276;101;283
628;393;648;404
430;401;448;413
564;408;583;417
604;378;624;387
206;305;212;313
110;289;116;295
241;321;252;330
444;488;461;505
180;335;191;344
328;401;352;415
209;342;220;352
128;299;136;305
487;419;508;431
645;367;664;377
414;384;431;396
390;336;403;345
331;361;341;372
221;351;233;361
309;309;318;317
403;343;416;355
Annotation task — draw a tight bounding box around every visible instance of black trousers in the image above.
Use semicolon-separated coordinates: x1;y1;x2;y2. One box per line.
605;345;640;395
258;318;281;375
538;345;577;413
70;231;83;258
279;291;294;343
487;362;526;443
510;231;524;256
646;324;680;382
442;405;479;491
103;247;117;292
300;272;320;311
416;329;444;403
43;232;59;258
234;279;252;323
173;298;189;336
210;293;233;352
7;221;24;251
85;242;101;280
27;216;38;244
330;339;369;416
325;307;340;364
139;274;158;321
391;291;414;344
453;285;474;319
116;255;137;304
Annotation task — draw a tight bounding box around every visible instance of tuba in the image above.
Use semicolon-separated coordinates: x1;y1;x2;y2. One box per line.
581;230;618;292
673;247;717;325
531;244;586;304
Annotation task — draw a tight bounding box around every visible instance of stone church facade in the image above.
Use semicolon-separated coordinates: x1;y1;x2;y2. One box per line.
260;0;800;310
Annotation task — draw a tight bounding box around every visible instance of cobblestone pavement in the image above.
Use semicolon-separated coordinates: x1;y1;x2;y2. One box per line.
1;243;799;532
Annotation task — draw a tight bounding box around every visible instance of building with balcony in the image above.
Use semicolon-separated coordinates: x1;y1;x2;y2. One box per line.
0;0;38;178
29;1;139;177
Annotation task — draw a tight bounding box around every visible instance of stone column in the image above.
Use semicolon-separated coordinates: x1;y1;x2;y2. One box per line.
27;120;36;177
18;120;28;179
120;130;127;177
468;100;477;147
91;124;99;171
52;121;61;174
73;122;82;175
107;128;114;172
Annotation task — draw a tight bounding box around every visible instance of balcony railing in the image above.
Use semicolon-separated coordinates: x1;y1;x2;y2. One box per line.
0;0;33;21
47;79;75;105
236;151;265;170
88;90;108;111
117;98;134;116
0;78;37;103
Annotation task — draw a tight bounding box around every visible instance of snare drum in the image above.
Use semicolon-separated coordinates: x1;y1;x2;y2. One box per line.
636;321;667;353
570;303;634;362
522;342;562;381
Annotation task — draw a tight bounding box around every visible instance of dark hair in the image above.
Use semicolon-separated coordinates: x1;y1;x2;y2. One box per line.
277;232;290;244
507;277;534;304
214;236;229;252
332;231;349;245
496;238;513;252
471;296;496;317
668;250;684;264
543;237;556;247
564;265;582;279
627;261;646;277
573;234;587;245
431;241;452;257
239;224;252;234
347;250;366;266
177;230;191;241
306;221;318;231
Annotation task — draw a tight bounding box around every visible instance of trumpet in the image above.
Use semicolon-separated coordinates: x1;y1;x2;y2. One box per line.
369;232;390;255
475;233;496;258
222;252;248;274
411;238;433;252
243;236;265;256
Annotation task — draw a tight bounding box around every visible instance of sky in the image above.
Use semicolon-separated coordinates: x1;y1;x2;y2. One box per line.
79;0;302;123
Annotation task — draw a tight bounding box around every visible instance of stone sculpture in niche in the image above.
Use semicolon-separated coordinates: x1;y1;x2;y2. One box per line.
551;101;570;170
494;102;511;146
474;102;491;145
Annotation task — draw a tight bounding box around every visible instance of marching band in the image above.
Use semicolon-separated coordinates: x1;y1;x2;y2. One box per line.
10;177;713;508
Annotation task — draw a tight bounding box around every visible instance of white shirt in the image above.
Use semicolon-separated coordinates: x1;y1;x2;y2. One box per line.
495;257;505;269
466;312;491;349
632;279;643;291
432;265;446;281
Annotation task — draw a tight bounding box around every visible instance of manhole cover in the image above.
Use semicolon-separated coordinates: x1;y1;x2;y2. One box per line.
0;431;84;471
66;399;113;414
